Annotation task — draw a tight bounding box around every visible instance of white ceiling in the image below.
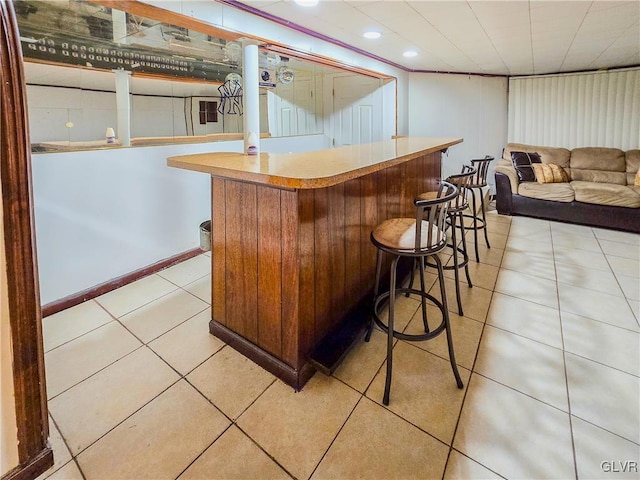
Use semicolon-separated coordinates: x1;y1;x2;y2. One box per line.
234;0;640;76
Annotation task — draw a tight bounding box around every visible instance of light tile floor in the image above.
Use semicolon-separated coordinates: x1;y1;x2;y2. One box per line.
38;210;640;480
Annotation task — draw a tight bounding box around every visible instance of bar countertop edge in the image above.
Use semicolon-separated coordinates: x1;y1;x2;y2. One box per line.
167;136;462;189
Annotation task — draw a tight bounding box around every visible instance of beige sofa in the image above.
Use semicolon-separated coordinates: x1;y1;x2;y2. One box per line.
494;143;640;233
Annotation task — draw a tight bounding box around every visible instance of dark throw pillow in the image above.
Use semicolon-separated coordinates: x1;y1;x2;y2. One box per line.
511;151;542;182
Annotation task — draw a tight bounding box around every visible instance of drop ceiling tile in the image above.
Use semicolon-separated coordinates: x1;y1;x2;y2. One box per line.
470;0;531;32
356;1;421;21
586;1;639;25
230;0;637;75
313;1;360;18
529;2;590;24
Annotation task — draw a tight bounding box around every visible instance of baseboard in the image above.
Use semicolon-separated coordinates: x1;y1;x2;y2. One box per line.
1;447;53;480
209;320;317;391
42;248;203;318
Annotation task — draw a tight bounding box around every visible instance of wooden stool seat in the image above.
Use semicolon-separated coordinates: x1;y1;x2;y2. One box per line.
372;218;444;251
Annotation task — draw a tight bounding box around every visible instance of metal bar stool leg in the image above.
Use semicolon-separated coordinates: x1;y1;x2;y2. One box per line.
458;211;473;288
433;254;464;389
366;249;384;342
470;189;480;262
418;256;429;332
450;214;464;317
383;256;400;406
480;189;491;248
405;258;417;297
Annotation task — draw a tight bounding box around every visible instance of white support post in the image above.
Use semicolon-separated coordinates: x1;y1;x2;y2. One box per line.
113;69;131;147
111;9;127;44
242;40;260;155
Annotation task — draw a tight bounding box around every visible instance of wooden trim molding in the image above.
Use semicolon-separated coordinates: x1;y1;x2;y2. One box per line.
1;449;54;480
89;0;242;42
0;1;52;477
42;248;203;318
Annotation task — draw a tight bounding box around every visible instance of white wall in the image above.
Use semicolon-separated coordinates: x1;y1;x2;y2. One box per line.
408;73;508;187
131;95;187;138
27;85;189;142
32;134;330;305
27;85;117;143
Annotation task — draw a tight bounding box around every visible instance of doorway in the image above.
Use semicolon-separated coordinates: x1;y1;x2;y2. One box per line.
332;75;383;146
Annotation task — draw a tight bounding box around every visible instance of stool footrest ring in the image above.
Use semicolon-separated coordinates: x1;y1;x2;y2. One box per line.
372;288;447;342
425;245;471;272
462;213;487;230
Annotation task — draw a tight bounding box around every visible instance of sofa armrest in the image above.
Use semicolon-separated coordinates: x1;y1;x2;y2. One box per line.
494;162;520;193
495;172;514;215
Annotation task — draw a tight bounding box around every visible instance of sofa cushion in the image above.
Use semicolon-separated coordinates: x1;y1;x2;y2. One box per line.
503;143;571;170
571;181;640;208
532;163;569;184
511;151;541;182
569;169;627;185
627;150;640;185
518;182;575;202
570;147;626;185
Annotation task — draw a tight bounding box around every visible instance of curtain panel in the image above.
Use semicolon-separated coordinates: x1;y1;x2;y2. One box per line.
508;68;639;150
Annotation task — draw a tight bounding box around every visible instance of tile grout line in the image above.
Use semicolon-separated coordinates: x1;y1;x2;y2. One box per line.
46;345;145;402
172;423;235;480
331;335;457;470
442;210;509;479
43;299;123;355
94;275;181;318
44;224;638;478
597;236;640;330
233;423;298;480
44;260;251;478
66;376;183;461
305;394;365;480
553;225;579;480
179;368;300;478
50;299;222;472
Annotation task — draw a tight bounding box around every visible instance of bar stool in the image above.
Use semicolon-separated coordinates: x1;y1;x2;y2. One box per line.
366;181;464;406
412;166;476;316
465;156;494;262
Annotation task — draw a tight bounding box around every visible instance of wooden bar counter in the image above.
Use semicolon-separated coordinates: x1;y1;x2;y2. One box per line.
168;137;462;389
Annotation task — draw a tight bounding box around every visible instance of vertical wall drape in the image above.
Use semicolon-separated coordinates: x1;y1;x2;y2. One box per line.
508;68;639;150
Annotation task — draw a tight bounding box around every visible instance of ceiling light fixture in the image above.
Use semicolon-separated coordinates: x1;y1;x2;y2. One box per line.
403;50;418;58
363;31;381;40
294;0;319;7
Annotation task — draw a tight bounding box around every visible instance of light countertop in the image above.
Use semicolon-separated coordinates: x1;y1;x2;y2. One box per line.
167;136;462;189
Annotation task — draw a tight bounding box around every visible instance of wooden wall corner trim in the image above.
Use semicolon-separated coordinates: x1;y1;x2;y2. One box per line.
1;448;53;480
1;0;51;472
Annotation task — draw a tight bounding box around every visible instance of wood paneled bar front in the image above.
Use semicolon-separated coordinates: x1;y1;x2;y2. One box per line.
168;137;462;389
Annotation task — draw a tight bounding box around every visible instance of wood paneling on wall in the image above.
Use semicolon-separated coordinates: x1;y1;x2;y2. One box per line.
210;152;441;388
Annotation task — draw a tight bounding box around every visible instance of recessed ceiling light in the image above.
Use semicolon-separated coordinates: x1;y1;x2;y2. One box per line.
294;0;319;6
403;50;418;58
363;31;382;40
